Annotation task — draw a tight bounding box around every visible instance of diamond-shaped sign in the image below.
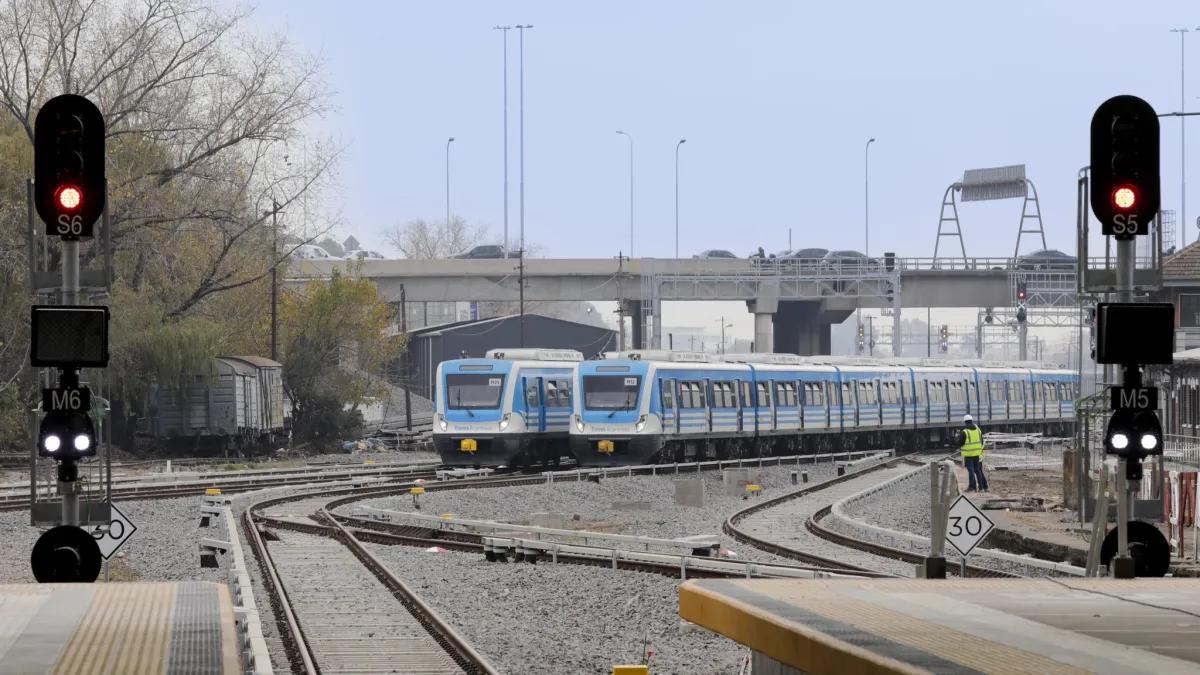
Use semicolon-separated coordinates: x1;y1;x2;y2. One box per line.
90;502;137;560
944;494;994;557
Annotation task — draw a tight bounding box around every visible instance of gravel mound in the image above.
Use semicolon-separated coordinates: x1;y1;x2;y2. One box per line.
368;544;749;675
0;496;227;584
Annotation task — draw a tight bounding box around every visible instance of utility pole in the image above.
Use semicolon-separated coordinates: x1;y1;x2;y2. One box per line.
400;284;412;431
517;25;532;257
1171;28;1189;248
268;200;282;361
616;252;627;351
445;137;455;226
518;248;526;347
493;26;511;254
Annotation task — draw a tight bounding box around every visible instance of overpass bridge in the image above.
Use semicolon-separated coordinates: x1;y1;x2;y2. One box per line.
288;256;1139;356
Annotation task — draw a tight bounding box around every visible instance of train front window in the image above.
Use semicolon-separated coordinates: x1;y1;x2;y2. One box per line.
583;375;642;410
446;374;506;409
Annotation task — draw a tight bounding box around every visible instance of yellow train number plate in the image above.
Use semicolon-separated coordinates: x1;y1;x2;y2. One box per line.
597;440;614;454
460;438;477;453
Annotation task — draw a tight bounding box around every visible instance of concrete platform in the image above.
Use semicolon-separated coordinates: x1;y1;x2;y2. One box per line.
679;578;1200;674
0;582;240;674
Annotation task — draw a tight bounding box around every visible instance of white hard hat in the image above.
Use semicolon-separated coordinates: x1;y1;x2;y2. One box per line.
963;414;973;423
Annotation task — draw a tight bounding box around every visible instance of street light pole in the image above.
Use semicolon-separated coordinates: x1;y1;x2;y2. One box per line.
617;130;634;257
517;24;532;256
1173;28;1189;248
264;200;283;361
675;138;686;259
865;137;875;257
445;137;455;226
493;26;511;255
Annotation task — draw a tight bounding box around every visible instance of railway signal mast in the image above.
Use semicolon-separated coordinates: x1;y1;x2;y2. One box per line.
28;94;110;583
1089;95;1172;578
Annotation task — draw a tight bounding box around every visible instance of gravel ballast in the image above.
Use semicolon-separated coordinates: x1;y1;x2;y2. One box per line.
0;495;227;584
368;543;748;675
359;461;843;550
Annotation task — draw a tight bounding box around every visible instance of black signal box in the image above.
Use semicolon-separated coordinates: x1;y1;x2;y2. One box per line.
1095;302;1174;365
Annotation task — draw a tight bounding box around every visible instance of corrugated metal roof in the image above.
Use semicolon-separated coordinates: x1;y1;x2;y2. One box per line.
224;355;282;368
216;356;257;375
1164;240;1200;282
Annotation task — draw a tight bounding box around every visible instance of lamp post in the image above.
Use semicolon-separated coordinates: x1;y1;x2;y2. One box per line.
1174;28;1190;247
493;25;511;255
864;137;876;257
617;130;634;256
717;317;733;354
264;200;283;361
517;24;532;256
675;138;686;259
445;137;455;226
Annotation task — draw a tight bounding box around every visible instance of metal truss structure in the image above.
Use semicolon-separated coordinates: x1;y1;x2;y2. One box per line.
933;164;1047;262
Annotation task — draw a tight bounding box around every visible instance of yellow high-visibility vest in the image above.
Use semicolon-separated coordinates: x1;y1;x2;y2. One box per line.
961;427;983;458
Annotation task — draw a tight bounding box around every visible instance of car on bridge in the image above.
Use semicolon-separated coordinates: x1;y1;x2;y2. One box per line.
694;249;739;259
290;244;341;260
453;244;508;259
820;249;880;272
778;247;829;269
1017;248;1076;271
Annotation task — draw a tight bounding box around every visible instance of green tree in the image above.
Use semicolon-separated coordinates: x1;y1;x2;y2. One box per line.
280;269;404;444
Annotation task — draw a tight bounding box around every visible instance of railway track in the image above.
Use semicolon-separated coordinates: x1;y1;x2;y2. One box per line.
0;462;442;512
725;454;1020;578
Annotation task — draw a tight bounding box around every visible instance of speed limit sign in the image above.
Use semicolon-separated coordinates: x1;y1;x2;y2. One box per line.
91;502;138;560
944;494;995;557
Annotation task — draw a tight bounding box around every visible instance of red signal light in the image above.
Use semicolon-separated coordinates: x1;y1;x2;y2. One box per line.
1112;185;1137;211
55;185;82;211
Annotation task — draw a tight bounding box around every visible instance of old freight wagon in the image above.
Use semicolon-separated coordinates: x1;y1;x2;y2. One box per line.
148;355;286;455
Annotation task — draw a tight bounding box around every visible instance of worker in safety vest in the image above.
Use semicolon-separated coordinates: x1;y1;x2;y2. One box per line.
956;414;988;492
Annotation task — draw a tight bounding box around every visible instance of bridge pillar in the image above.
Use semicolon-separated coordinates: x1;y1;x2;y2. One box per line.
623;300;645;349
747;298;778;353
769;301;848;356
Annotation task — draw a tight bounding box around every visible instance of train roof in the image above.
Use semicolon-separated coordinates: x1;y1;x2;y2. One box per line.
485;348;583;362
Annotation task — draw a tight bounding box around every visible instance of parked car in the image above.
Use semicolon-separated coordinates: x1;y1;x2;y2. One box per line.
352;249;385;260
821;249;879;271
290;244;340;260
1017;249;1076;271
694;249;739;259
453;245;507;259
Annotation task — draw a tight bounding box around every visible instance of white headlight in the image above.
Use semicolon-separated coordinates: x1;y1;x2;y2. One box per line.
635;415;647;432
43;434;61;453
574;415;584;432
73;434;91;451
499;413;510;431
439;419;448;431
1140;433;1158;451
1110;432;1129;450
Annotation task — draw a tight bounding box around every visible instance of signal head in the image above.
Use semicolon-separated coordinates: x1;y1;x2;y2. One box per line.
34;94;105;239
1089;95;1160;238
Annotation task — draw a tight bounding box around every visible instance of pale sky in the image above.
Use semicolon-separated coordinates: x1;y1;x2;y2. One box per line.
243;0;1199;345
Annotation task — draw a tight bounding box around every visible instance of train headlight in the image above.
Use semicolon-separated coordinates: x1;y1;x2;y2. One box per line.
437;414;447;431
635;415;647;432
499;413;511;431
574;414;584;432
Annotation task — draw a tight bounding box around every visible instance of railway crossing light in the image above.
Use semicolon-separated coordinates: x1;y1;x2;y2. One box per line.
34;94;106;239
1090;95;1160;237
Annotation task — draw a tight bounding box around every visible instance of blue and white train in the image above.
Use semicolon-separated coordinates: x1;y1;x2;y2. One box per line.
569;351;1077;467
433;349;582;467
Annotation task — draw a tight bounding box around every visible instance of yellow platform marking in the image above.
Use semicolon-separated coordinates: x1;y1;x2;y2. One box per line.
53;583;175;675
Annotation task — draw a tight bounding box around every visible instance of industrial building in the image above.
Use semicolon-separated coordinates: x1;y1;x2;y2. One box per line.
401;314;617;399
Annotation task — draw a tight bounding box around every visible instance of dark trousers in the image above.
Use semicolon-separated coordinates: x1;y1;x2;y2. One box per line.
964;455;988;491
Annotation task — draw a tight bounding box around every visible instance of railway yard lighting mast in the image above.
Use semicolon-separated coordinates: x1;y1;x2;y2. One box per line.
675;138;686;258
617;130;634;256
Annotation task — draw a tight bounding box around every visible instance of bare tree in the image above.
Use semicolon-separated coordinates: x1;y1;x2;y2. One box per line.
0;0;339;317
384;216;488;259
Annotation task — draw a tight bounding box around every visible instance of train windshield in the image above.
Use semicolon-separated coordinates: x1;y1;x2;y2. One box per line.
583;375;642;410
446;374;506;409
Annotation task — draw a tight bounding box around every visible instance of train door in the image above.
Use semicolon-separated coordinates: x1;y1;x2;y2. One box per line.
740;380;752;433
704;378;714;433
796;380;805;430
874;379;883;426
522;376;546;431
660;378;677;435
967;379;978;419
770;382;779;430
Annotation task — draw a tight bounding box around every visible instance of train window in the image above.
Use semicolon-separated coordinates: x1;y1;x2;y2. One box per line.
859;382;876;405
968;381;977;405
991;381;1005;402
527;383;540;406
561;380;572;405
841;382;852;404
726;382;738;407
447;373;507;409
756;382;771;407
545;380;559;406
583;375;641;410
775;382;795;407
901;379;912;403
661;381;674;409
741;381;753;409
688;381;705;408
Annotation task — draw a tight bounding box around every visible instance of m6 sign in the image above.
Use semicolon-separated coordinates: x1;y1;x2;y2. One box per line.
42;386;91;413
944;494;995;557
